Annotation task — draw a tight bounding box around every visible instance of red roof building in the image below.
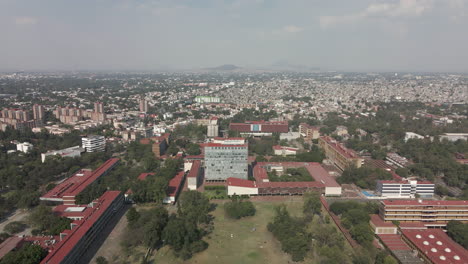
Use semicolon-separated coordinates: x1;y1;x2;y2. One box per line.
229;120;288;135
40;158;120;205
163;171;185;204
318;136;363;171
40;191;124;264
401;229;468;264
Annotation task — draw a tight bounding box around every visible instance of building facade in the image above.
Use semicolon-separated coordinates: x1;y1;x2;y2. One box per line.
299;123;320;141
82;135;105;152
379;200;468;227
204;141;248;181
376;180;435;198
229;120;288;136
318;136;363;170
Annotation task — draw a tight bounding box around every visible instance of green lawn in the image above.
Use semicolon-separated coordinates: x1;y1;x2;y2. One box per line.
150;198;305;264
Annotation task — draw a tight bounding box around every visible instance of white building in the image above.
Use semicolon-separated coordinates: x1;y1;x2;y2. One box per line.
439;133;468;142
41;146;84;163
207;117;219;138
376;180;435;198
386;152;411;168
404;132;424;142
279;132;301;141
16;142;33;153
273;145;299;156
82;135;106;152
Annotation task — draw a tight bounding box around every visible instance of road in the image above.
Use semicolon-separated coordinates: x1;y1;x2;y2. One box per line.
0;209;31;236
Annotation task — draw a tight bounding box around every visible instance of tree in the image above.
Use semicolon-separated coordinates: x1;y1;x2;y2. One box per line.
178;191;210;225
446;220;468;249
224;195;256;219
4;221;27;235
303;191;321;221
126;207;140;228
95;256;109;264
143;207;169;249
350;223;374;244
186;143;201;155
0;243;47;264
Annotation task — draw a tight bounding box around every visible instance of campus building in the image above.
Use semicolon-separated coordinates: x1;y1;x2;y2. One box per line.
273;145;299;156
41;146;84;163
376;180;435;198
401;229;468;264
204;139;248;181
187;160;202;190
40;191;124;264
318;136;363;171
139;133;170;158
40;158;119;205
227;162;342;197
81;135;105;152
299;123;320;141
229;120;288;136
379;200;468;227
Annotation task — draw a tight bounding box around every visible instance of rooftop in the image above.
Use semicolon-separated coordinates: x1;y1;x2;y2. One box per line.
382;200;468;207
167;171;185;197
401;229;468;264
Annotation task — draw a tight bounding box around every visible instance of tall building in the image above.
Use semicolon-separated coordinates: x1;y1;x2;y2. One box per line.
204;139;248;181
0;108;36;131
94;102;104;113
379;200;468;227
32;104;45;120
207;117;219;137
318;136;363;170
139;97;148;113
229;120;288;136
54;106;84;124
82;135;106;152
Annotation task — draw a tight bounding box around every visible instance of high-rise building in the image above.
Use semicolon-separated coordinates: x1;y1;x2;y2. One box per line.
207;117;219;137
82;135;106;152
204;139;248;181
32;104;45;120
94;102;104;113
139;97;148;113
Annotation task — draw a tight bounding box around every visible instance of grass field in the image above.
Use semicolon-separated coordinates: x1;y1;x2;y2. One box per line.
150;198;305;264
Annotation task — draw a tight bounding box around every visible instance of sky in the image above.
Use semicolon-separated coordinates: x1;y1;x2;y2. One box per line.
1;0;468;72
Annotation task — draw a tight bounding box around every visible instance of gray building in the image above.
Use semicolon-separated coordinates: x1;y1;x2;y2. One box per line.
204;142;248;181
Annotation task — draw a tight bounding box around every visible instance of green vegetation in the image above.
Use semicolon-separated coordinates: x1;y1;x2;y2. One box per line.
267;205;311;262
446;220;468;249
338;166;393;189
28;205;72;236
3;221;27;235
0;243;48;264
330;201;377;245
224;195;256;219
303;191;321;221
268;167;314;182
123;191;212;261
172;123;206;141
204;186;228;200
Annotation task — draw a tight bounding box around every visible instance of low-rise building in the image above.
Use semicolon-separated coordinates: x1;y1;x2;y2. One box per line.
41;146;84;163
187;160;201;191
404;132;424;142
299;123;320;140
376;180;435;198
16;142;33;153
318;136;363;170
229;120;288;136
379;200;468;227
439;133;468;142
386;152;411;168
273;145;299;156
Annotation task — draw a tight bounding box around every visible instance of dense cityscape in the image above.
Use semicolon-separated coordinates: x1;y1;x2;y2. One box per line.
1;0;468;263
0;70;466;264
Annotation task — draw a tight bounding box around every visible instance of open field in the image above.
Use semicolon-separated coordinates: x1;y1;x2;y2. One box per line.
150;197;306;264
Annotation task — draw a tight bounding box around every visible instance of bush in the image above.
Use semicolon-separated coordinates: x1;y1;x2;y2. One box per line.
224;196;255;219
4;221;27;235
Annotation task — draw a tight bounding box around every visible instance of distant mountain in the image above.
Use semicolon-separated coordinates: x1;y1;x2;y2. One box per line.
206;64;242;71
270;60;320;72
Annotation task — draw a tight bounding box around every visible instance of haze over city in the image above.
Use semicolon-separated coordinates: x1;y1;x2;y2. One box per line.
1;0;468;72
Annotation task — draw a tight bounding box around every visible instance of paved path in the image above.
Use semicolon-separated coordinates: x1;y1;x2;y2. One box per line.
0;209;31;235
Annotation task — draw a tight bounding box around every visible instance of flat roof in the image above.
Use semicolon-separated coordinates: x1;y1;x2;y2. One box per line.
377;234;411;251
41;158;119;200
167;171;185;197
204;143;247;148
370;214;397;228
187;160;201;178
379;180;434;184
227;177;257;188
40;191;122;264
230;120;288;125
382;200;468;207
401;229;468;264
0;236;23;259
320;136;360;159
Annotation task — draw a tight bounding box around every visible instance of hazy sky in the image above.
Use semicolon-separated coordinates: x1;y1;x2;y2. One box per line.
1;0;468;72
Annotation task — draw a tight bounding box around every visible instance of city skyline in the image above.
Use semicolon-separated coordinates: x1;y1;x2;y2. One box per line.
1;0;468;72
